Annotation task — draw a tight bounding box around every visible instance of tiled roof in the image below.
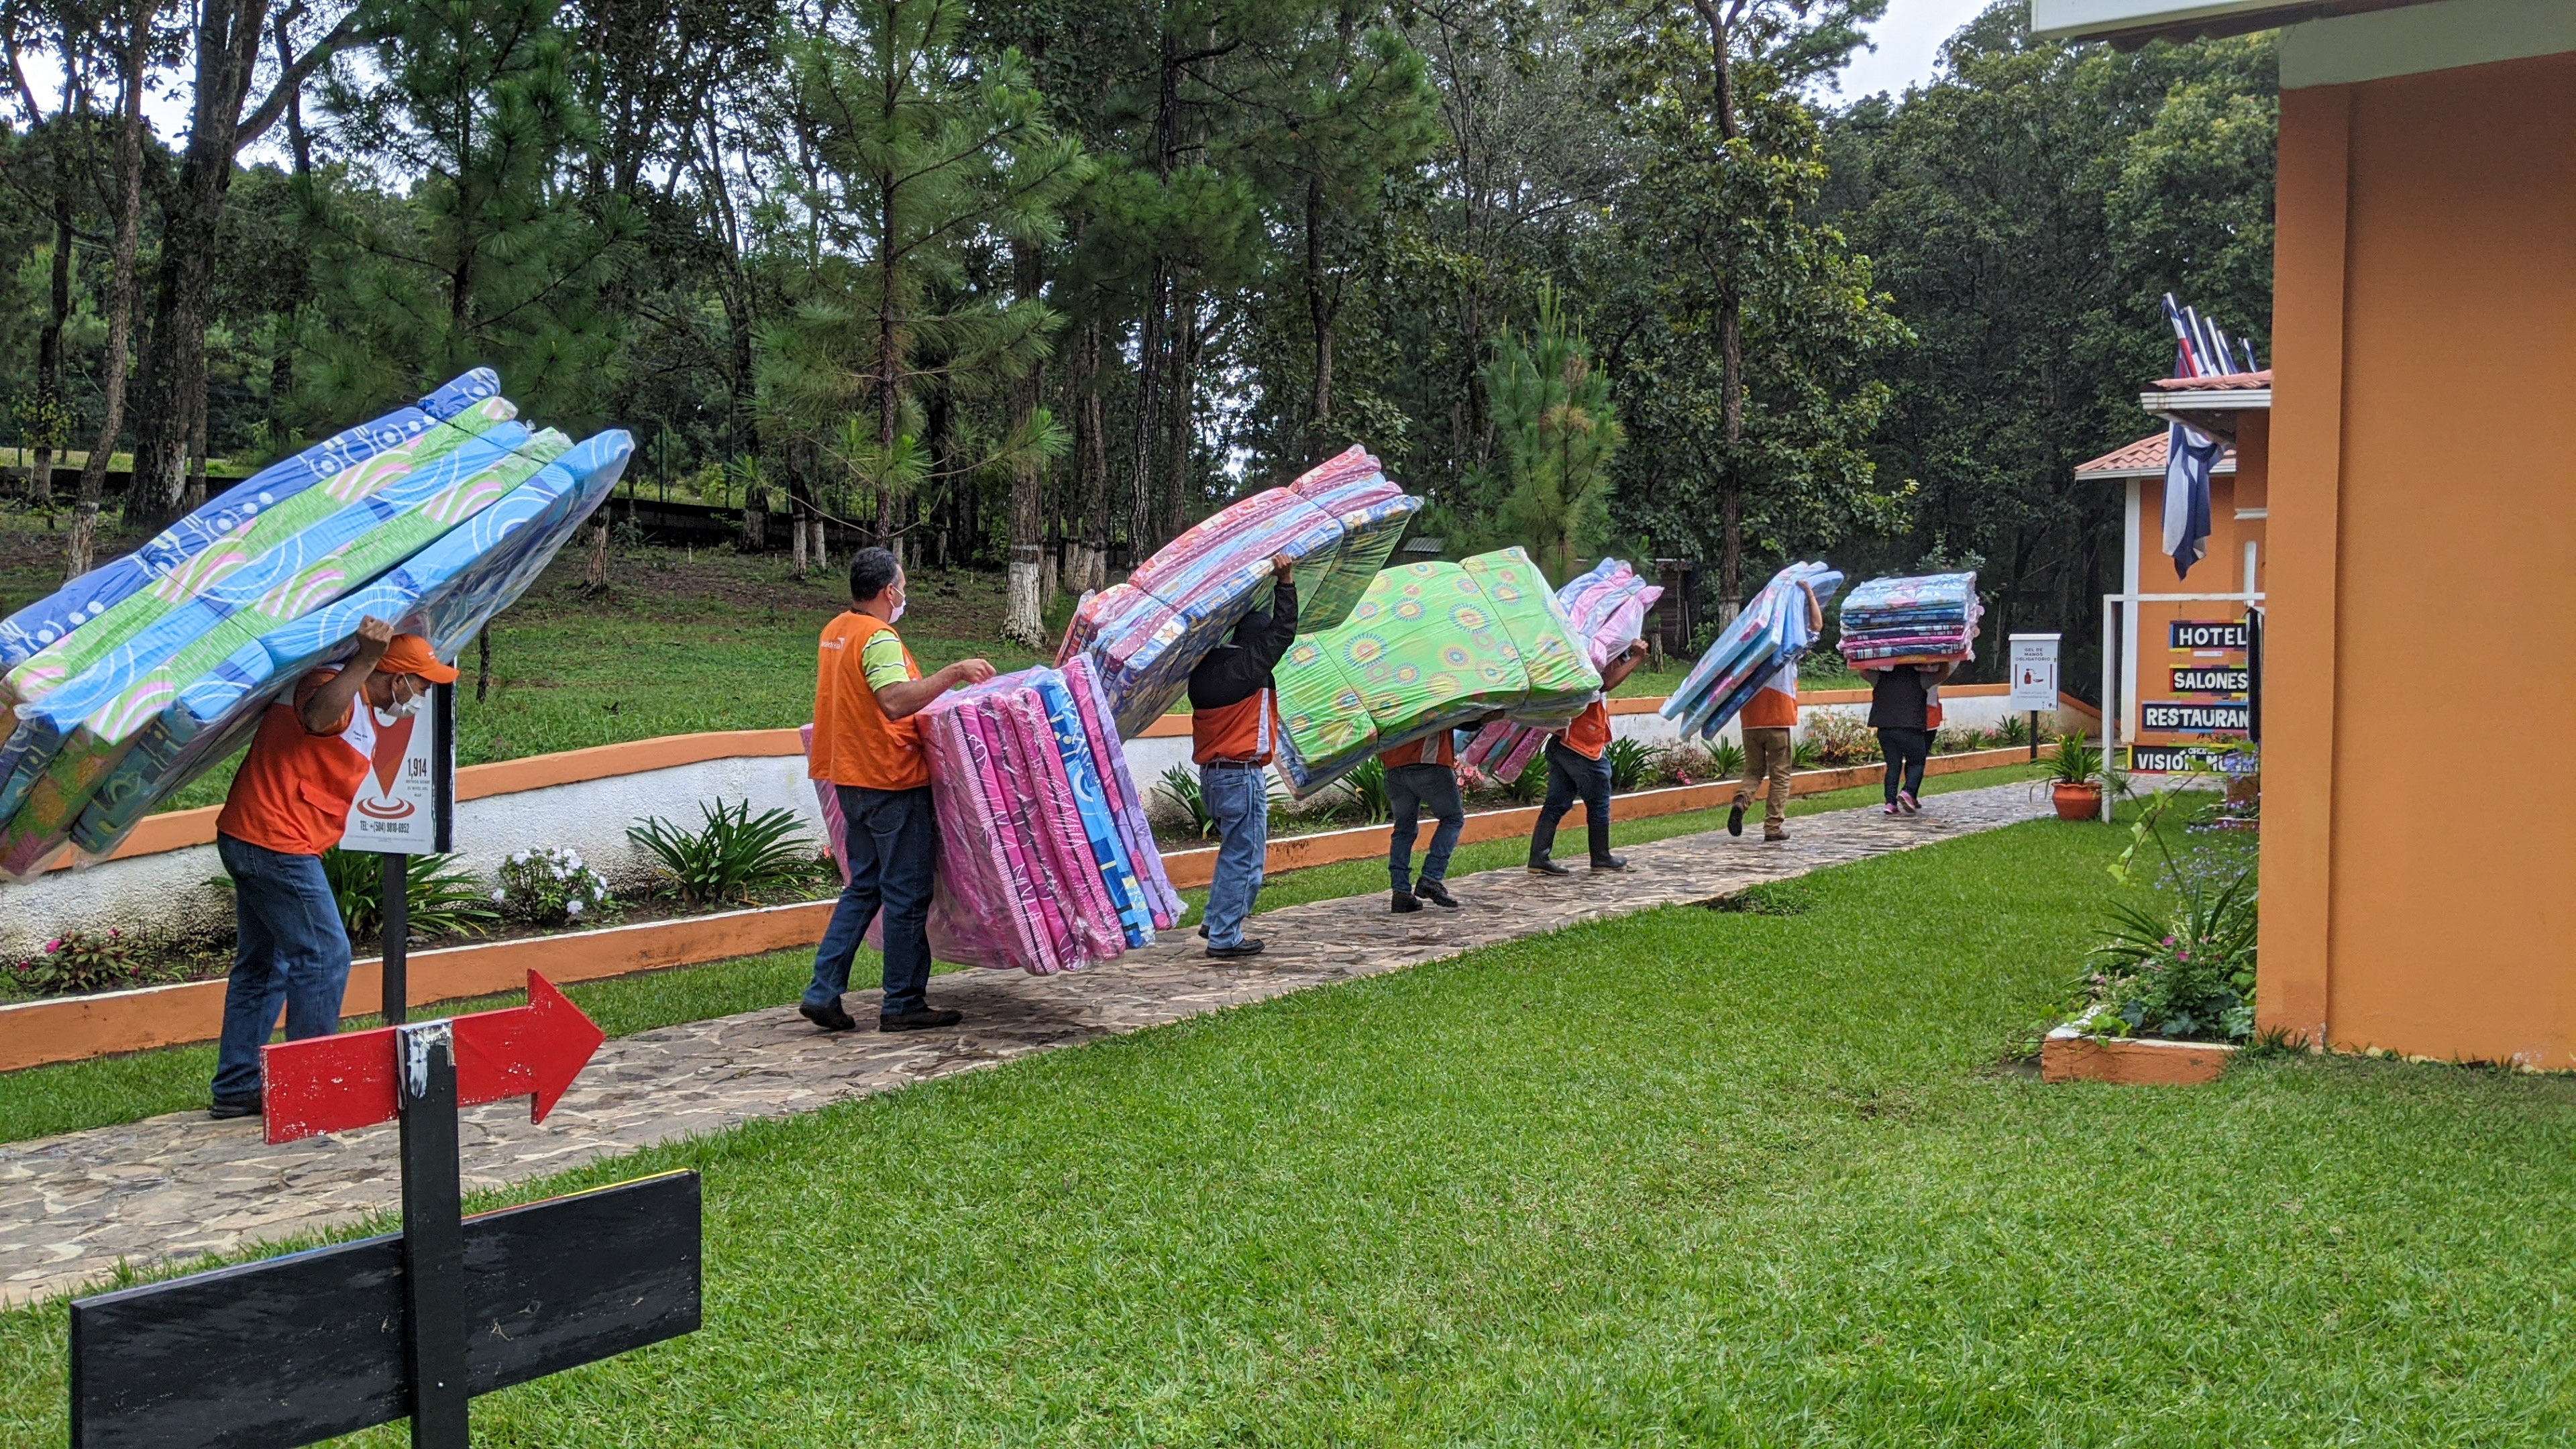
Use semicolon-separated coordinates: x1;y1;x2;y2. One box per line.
2075;431;2239;480
2151;368;2272;392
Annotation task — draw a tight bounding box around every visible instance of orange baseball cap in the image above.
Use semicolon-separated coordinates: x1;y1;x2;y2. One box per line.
377;633;461;684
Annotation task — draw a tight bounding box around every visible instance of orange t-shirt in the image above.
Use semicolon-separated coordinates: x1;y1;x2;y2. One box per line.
1191;692;1278;766
810;612;930;792
1740;661;1799;729
1379;731;1454;770
217;671;371;857
1558;700;1612;761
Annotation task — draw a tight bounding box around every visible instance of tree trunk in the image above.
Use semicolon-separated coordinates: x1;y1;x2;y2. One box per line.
476;628;491;702
182;389;209;513
1305;176;1336;454
1694;0;1748;621
128;0;274;533
1067;319;1108;593
742;493;767;552
30;173;76;510
67;7;157;580
1161;290;1202;541
1004;241;1049;647
808;518;828;576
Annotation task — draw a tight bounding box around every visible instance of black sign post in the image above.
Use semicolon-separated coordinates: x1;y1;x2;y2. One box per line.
69;983;698;1449
371;682;455;1027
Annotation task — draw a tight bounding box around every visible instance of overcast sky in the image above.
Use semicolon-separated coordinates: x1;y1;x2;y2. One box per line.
1824;0;2002;103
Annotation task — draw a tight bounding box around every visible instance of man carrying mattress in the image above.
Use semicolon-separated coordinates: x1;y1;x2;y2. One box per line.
209;616;455;1120
1728;579;1826;843
803;547;994;1033
1190;553;1297;959
1383;723;1470;914
1528;639;1650;877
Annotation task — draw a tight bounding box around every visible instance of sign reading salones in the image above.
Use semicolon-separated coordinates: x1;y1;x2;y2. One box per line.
2028;0;2337;41
2169;619;2251;651
2171;665;2251;694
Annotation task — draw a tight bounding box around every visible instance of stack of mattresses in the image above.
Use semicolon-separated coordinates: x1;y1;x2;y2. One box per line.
1458;557;1662;782
1659;561;1844;741
1273;547;1601;797
1057;445;1421;737
1835;572;1982;669
0;372;632;877
812;653;1181;975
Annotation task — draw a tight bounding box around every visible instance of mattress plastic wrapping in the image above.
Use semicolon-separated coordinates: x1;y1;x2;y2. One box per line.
1835;572;1983;667
810;653;1181;977
1057;445;1421;737
0;373;628;879
1457;557;1662;780
1273;547;1600;798
1658;562;1844;741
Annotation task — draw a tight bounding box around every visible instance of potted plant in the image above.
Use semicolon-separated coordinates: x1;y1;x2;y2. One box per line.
2044;735;2105;821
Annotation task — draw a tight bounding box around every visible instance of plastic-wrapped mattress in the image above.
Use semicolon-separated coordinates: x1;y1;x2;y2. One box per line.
811;654;1180;976
1273;547;1599;797
1057;445;1421;737
1835;572;1982;667
1658;561;1844;741
1457;557;1662;780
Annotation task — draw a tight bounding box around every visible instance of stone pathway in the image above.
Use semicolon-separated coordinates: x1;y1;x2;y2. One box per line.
0;784;2045;1307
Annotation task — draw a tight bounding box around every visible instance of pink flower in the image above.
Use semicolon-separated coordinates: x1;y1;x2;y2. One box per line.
2176;950;2191;962
44;940;61;953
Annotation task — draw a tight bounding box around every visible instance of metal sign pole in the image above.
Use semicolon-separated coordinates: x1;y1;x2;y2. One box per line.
382;857;409;1026
397;1022;470;1448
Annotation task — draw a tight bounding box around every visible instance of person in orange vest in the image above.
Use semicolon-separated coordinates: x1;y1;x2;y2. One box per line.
209;616;458;1119
1527;638;1650;876
802;547;993;1032
1190;553;1297;959
1728;579;1826;843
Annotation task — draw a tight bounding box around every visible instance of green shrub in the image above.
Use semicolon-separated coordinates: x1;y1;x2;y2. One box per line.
1344;757;1391;824
1801;708;1880;765
498;845;619;926
628;799;818;906
1158;765;1216;839
7;928;154;996
1603;737;1657;792
1708;739;1746;777
318;849;502;943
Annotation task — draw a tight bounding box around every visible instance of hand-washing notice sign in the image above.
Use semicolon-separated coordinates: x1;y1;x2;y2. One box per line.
2008;635;2060;711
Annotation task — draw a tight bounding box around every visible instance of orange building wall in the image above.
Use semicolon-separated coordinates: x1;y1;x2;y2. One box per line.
2259;54;2576;1067
2123;415;2267;757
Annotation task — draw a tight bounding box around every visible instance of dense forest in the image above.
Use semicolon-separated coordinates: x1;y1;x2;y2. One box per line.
0;0;2273;683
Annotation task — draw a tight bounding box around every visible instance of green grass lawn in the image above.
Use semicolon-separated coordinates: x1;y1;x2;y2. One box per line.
7;800;2569;1445
0;767;2048;1147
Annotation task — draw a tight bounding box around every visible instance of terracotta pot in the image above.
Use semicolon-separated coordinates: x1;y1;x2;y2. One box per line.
2051;782;2103;821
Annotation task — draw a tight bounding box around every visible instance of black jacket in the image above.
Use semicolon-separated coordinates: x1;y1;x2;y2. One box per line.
1868;665;1935;731
1187;579;1299;711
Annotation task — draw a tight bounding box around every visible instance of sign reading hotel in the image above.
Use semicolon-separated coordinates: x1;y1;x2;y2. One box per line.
2169;619;2249;651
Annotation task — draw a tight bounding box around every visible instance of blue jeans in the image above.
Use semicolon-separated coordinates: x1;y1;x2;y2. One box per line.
1532;739;1613;865
213;834;353;1102
1878;727;1930;803
806;784;938;1017
1387;763;1464;891
1201;763;1269;948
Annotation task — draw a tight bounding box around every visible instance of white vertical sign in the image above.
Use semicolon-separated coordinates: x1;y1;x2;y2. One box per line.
2008;634;2061;711
341;688;451;855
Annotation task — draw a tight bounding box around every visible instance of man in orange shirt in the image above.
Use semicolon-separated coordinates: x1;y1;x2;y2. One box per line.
1189;553;1297;959
1528;639;1649;876
1729;579;1825;843
210;616;457;1119
1381;725;1468;914
803;546;993;1032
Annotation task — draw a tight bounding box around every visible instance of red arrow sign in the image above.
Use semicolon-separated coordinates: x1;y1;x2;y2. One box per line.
264;971;605;1144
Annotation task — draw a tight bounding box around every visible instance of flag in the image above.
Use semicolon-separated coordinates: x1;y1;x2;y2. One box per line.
2163;420;2219;577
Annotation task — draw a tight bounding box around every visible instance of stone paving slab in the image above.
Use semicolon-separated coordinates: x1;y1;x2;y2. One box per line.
0;784;2046;1307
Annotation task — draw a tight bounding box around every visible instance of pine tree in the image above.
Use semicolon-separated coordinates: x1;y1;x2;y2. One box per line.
1479;284;1621;582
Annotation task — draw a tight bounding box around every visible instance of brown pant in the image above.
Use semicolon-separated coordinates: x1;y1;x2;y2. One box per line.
1733;727;1794;835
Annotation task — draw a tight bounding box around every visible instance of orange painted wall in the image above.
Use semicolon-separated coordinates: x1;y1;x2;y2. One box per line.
2259;54;2576;1067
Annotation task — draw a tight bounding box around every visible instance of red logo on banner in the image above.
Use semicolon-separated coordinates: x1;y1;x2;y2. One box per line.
354;708;417;820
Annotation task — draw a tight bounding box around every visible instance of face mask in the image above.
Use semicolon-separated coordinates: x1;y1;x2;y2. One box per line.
384;692;427;719
890;597;907;624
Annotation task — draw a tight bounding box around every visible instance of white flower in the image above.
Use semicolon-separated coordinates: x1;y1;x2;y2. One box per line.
490;889;506;903
511;850;529;865
565;899;584;917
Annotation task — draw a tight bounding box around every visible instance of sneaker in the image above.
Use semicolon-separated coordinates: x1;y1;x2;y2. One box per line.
879;1006;963;1032
1590;855;1630;873
1527;857;1572;877
1392;890;1422;914
1727;804;1746;838
1197;923;1208;939
1415;878;1459;909
1898;790;1921;814
1206;938;1267;959
208;1093;262;1122
800;1000;860;1032
1883;802;1901;815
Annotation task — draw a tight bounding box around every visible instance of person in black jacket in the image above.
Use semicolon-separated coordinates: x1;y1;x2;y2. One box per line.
1189;555;1297;959
1866;661;1953;814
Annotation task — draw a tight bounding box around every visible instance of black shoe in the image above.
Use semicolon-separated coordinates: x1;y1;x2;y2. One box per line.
1591;854;1630;873
1527;856;1572;877
1415;878;1459;908
1392;890;1422;914
1727;804;1746;837
1197;923;1208;938
800;1000;859;1032
879;1006;963;1032
1206;938;1266;959
207;1093;262;1122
